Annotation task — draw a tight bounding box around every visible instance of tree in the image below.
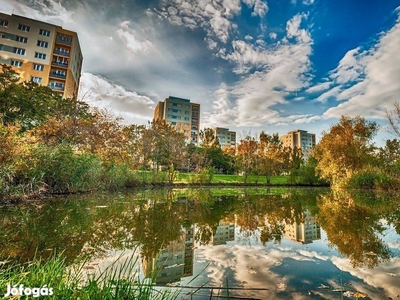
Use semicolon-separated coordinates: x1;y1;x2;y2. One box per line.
386;101;400;138
258;132;283;183
0;64;60;130
313;116;378;186
236;135;258;183
377;139;400;177
199;128;220;149
140;119;186;182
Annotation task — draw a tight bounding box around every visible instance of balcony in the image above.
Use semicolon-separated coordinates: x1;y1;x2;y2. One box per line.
56;37;72;45
49;72;66;79
53;49;70;57
49;84;65;91
51;61;68;68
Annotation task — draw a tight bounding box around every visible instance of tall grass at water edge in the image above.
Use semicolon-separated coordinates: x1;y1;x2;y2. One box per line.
0;253;180;300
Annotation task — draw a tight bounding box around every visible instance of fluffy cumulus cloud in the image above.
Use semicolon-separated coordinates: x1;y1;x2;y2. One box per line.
116;21;153;54
321;9;400;119
242;0;269;17
207;13;313;127
156;0;239;43
0;0;74;25
79;73;155;124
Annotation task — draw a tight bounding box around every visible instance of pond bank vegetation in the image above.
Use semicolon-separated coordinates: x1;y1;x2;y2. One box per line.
1;64;400;203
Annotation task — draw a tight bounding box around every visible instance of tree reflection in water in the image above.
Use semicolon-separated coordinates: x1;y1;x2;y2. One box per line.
0;188;399;272
317;190;396;268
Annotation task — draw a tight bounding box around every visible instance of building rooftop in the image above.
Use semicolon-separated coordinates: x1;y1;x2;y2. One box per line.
167;96;190;102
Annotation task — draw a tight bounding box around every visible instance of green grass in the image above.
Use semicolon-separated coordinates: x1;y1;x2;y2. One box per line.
175;173;290;185
0;253;180;300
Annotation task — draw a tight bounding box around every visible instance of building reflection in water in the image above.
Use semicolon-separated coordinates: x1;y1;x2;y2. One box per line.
211;220;236;246
142;220;236;284
284;210;321;244
142;226;195;285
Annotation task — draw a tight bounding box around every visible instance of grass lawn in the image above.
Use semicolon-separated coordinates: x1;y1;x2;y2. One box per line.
175;173;289;184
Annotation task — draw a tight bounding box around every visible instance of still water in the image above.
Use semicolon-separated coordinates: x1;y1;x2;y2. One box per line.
1;187;400;299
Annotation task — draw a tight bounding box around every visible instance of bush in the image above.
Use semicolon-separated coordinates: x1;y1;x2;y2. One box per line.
196;167;214;184
348;169;399;190
29;144;103;193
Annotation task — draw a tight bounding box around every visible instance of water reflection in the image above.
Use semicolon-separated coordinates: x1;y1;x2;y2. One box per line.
1;188;400;298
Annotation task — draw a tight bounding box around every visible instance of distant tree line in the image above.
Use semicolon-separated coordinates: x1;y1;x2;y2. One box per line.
1;64;400;200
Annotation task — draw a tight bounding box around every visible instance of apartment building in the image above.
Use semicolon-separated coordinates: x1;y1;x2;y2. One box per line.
0;12;83;98
284;210;321;244
214;127;236;148
280;129;316;155
154;96;200;144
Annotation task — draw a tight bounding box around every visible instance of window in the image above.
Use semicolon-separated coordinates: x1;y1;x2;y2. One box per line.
0;20;8;27
18;24;30;32
16;36;28;43
37;40;48;48
35;52;46;59
39;29;50;36
11;60;23;67
49;82;65;90
33;64;44;71
31;76;42;83
0;32;5;38
14;47;25;55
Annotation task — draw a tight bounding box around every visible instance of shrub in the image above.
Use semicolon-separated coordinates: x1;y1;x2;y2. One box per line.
348;169;399;190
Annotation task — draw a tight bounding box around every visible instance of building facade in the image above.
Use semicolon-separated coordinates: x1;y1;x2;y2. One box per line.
284;210;321;244
213;127;236;148
154;96;200;144
280;129;316;155
0;13;83;98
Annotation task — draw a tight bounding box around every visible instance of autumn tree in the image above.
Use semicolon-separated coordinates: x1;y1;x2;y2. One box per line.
140;119;186;182
236;135;259;183
258;132;283;183
313;115;378;186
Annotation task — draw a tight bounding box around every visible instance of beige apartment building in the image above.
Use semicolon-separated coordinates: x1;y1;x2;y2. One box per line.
0;12;83;98
154;96;200;144
280;129;316;155
213;127;236;148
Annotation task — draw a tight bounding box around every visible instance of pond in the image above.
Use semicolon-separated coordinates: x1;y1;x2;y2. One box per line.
1;187;400;299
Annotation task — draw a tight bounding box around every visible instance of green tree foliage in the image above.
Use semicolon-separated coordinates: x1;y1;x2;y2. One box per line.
199;128;234;174
313;115;378;186
0;64;62;130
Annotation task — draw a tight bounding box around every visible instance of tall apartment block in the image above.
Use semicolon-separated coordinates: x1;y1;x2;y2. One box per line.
280;129;316;155
284;210;321;244
0;13;83;98
154;96;200;144
214;127;236;148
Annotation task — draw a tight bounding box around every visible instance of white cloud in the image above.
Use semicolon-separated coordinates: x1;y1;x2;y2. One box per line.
242;0;269;18
293;115;321;124
158;0;242;43
306;81;331;93
323;9;400;119
302;0;315;5
116;21;153;54
78;73;155;125
269;32;277;39
203;13;313;127
0;0;73;25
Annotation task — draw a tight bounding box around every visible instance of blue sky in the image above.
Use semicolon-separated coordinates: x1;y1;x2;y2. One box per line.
1;0;400;143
